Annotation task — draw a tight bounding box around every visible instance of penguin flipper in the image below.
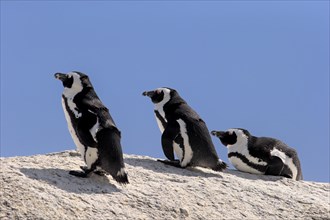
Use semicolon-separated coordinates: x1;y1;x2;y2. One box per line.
279;163;293;179
161;121;180;161
157;159;184;168
265;156;286;177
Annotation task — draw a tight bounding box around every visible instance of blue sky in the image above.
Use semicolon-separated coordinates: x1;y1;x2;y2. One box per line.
1;1;329;182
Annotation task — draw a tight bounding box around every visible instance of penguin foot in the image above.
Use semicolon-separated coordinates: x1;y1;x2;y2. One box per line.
113;172;129;184
94;170;107;176
69;170;90;178
212;161;228;172
157;159;184;169
79;166;106;176
281;174;293;179
80;166;89;172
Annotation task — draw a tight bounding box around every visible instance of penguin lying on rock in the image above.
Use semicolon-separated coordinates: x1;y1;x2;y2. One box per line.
55;71;128;184
211;128;303;180
143;87;227;171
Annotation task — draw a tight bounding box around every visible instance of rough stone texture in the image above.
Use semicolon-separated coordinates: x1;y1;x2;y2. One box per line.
0;151;329;220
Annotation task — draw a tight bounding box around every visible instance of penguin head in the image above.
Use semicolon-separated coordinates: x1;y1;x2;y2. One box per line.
54;71;92;91
142;87;175;104
211;128;250;147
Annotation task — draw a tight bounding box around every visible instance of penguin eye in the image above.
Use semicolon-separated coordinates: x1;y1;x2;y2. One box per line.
156;90;161;94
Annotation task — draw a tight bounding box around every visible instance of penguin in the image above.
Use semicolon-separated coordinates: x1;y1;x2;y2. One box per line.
55;71;128;184
143;87;227;171
211;128;303;180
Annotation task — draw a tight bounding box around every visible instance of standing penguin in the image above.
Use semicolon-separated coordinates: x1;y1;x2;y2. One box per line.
55;71;128;184
143;87;227;171
211;128;303;180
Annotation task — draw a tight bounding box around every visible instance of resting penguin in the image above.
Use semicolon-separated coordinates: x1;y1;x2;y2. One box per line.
143;87;227;171
211;128;303;180
55;71;128;184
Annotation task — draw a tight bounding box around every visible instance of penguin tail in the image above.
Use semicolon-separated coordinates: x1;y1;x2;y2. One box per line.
113;168;129;184
103;160;129;184
213;160;228;172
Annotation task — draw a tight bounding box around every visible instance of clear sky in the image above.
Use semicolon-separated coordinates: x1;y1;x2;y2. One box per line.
1;1;329;182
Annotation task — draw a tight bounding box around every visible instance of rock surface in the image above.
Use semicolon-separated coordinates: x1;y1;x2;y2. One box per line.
0;151;329;220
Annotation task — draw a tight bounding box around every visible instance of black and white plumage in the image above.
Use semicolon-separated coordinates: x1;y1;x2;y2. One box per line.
211;128;303;180
55;71;128;184
143;87;227;171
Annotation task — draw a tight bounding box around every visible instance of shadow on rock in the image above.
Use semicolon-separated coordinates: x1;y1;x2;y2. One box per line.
125;157;224;178
20;168;121;194
224;168;287;182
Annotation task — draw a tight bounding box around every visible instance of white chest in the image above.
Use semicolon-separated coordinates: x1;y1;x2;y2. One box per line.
155;106;166;122
61;97;85;159
154;94;169;133
63;89;82;118
229;156;264;174
228;142;267;175
154;112;166;133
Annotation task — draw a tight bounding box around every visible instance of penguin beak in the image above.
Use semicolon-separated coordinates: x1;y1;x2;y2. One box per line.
211;130;225;138
142;90;155;97
54;73;67;81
